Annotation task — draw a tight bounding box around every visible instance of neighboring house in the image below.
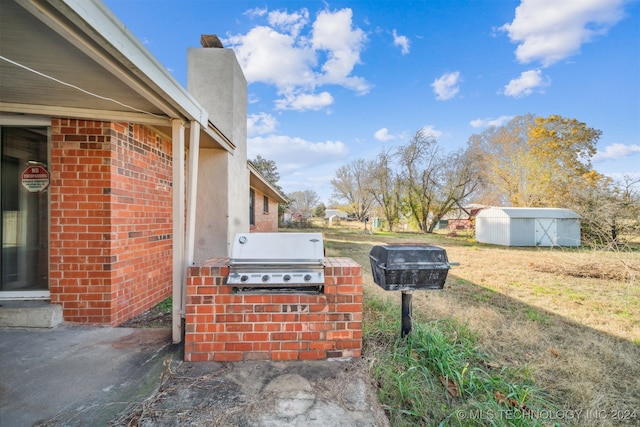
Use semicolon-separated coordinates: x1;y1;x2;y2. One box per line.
438;204;485;231
248;162;287;232
475;207;582;247
0;0;251;341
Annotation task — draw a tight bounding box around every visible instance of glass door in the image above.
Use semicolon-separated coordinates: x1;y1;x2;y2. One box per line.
1;126;49;298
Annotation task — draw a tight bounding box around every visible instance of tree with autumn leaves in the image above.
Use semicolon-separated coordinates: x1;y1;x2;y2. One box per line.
469;114;639;245
468;114;602;207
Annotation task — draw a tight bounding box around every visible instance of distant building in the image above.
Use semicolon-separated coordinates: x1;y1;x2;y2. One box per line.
475;207;581;247
325;209;348;219
438;204;485;231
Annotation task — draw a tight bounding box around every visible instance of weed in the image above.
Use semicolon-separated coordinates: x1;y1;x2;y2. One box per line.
365;294;555;426
525;308;550;324
157;297;172;313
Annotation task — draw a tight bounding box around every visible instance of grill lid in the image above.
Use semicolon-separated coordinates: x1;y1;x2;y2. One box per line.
369;244;451;291
229;232;324;265
228;232;325;286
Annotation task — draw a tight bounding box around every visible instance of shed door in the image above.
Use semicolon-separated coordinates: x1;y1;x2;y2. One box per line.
535;218;556;246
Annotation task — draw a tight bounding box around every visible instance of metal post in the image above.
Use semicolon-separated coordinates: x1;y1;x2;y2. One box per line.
401;290;413;338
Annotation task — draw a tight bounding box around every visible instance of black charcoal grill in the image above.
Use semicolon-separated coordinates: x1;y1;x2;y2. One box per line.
228;232;325;291
369;244;456;336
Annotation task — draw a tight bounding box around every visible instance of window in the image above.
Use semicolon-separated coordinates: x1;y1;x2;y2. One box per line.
249;188;255;226
263;195;269;213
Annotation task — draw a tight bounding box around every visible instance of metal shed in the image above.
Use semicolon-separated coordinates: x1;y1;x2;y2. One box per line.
475;207;582;247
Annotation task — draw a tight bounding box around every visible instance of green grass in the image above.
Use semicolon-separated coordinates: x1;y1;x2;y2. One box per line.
364;293;556;426
157;296;172;313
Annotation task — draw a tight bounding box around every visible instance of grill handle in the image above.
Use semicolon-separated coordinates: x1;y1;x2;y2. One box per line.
229;259;324;266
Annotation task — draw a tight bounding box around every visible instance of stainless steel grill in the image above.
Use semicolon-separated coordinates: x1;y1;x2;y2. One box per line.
227;232;325;288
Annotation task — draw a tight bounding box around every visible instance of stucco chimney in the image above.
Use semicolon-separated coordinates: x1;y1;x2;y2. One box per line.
187;39;249;259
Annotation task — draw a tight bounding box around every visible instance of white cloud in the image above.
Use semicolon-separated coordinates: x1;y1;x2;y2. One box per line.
312;8;370;93
392;29;410;55
244;7;268;19
227;7;370;111
374;128;396;142
470;115;515;128
420;125;444;139
501;0;626;67
268;9;309;38
226;26;316;88
274;91;334;111
247;113;278;136
593;143;640;162
431;71;461;101
503;69;550;98
247;134;348;174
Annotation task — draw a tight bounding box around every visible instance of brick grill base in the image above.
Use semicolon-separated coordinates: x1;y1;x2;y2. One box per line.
185;257;363;362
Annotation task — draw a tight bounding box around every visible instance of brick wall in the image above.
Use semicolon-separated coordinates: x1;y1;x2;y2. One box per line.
185;257;362;362
49;119;173;325
250;187;280;232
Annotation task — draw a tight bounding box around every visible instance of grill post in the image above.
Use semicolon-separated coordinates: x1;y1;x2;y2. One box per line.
401;290;413;338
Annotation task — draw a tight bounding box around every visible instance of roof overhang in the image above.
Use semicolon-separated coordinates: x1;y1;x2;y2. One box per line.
248;162;288;204
0;0;234;151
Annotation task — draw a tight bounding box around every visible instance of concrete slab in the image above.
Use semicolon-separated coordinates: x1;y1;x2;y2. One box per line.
0;326;389;427
0;326;179;427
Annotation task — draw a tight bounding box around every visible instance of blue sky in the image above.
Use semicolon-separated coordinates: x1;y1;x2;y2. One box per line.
104;0;640;204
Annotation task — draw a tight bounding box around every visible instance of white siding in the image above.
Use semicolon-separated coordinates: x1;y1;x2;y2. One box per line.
476;207;581;247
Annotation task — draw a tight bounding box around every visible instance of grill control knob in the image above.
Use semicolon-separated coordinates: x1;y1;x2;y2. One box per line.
303;274;312;282
283;274;291;282
240;275;249;283
262;275;270;282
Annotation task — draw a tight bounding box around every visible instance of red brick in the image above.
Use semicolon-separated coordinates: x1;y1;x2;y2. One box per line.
244;332;269;341
225;342;253;352
272;351;299;361
244;352;270;361
309;341;333;350
300;351;326;360
214;352;243;362
225;323;253;332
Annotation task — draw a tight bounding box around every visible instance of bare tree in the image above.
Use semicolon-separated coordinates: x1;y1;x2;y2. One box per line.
426;148;482;232
331;159;377;221
369;149;401;231
396;130;442;233
569;174;640;248
287;190;320;218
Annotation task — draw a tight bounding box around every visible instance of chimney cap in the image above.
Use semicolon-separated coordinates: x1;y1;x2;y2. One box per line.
200;34;224;48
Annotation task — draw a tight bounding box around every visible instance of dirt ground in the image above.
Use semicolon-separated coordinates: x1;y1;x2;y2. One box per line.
110;357;389;427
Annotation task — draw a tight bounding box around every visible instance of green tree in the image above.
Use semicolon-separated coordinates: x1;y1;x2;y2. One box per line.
313;202;326;218
250;154;283;194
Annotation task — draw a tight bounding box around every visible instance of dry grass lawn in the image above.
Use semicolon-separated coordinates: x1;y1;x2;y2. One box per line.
319;224;640;426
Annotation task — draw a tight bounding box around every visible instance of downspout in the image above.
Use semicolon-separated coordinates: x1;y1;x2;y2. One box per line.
183;120;200;322
172;119;186;343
